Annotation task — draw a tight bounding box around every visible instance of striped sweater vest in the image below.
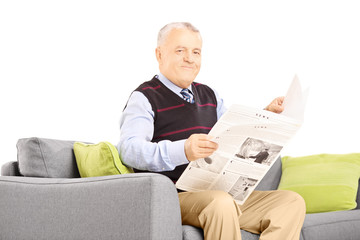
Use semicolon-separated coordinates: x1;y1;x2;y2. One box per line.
134;76;218;182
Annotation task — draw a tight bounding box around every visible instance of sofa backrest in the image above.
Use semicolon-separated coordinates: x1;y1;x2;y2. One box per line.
356;183;360;209
17;137;81;178
255;157;282;191
8;138;360;210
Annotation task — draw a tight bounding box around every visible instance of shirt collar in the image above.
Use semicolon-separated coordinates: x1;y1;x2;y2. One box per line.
157;73;193;98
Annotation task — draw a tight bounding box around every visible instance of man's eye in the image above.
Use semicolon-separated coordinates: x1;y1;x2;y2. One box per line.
176;49;183;53
194;51;201;55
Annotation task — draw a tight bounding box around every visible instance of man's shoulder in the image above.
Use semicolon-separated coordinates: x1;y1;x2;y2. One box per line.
135;76;160;92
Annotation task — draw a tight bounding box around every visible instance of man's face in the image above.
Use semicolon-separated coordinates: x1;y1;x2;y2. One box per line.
156;28;202;89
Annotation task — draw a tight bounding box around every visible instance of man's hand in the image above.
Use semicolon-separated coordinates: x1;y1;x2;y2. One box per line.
184;134;218;161
265;96;285;113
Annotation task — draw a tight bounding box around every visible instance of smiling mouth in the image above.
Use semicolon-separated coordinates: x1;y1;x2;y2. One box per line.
181;66;194;70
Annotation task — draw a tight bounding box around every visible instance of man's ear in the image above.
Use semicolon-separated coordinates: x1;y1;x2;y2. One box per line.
155;47;162;63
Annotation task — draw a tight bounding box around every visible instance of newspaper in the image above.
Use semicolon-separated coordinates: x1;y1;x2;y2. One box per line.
176;75;309;205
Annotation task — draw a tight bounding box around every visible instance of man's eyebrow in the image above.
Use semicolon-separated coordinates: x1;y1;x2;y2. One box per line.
176;45;201;51
175;46;202;51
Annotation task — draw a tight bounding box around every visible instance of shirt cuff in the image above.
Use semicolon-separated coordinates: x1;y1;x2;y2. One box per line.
168;139;189;166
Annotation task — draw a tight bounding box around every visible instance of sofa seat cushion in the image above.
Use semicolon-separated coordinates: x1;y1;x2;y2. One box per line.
182;225;260;240
182;225;203;240
17;137;81;178
301;209;360;240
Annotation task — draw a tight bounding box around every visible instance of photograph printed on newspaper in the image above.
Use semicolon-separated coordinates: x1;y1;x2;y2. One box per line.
176;75;308;205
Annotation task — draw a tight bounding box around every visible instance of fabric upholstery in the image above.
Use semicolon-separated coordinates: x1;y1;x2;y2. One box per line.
17;137;81;178
0;173;182;240
254;157;282;191
1;161;21;176
3;139;360;240
182;225;260;240
301;209;360;240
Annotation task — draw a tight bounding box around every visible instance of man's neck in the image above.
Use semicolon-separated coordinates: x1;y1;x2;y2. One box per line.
157;73;193;94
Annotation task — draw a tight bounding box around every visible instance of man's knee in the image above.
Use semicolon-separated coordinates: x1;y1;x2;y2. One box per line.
179;190;237;212
202;191;241;217
207;190;235;205
180;190;241;228
277;190;306;214
280;190;305;205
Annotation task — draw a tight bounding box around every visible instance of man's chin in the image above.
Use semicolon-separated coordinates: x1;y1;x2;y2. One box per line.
172;73;198;88
182;74;198;84
181;78;196;88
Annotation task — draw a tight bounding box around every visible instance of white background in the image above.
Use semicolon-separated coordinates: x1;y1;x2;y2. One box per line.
1;0;360;167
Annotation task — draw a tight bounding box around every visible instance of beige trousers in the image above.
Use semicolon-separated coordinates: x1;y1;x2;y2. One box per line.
179;190;306;240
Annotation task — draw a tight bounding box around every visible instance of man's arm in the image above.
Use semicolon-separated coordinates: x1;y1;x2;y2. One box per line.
118;91;189;171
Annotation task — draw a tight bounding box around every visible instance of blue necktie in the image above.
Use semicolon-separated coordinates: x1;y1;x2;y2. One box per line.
180;88;195;104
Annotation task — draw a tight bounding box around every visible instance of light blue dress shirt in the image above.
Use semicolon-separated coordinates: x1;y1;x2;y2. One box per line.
118;73;227;172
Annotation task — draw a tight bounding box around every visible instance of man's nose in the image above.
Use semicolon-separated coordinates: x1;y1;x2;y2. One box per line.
183;51;194;63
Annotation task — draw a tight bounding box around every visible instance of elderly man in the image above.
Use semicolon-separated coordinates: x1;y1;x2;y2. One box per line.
118;22;305;240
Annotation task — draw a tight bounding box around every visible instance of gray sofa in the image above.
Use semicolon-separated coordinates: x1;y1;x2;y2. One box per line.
1;137;360;240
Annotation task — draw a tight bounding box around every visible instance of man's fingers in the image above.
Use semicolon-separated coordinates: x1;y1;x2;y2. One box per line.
194;142;218;159
271;105;284;113
278;96;285;104
196;134;218;149
185;134;218;161
198;139;218;150
192;150;216;160
265;96;285;113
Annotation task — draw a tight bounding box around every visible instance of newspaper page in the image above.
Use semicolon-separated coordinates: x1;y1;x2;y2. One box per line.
176;75;308;205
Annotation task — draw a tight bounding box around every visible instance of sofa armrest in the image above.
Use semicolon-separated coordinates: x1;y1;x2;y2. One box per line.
1;161;22;176
0;173;182;240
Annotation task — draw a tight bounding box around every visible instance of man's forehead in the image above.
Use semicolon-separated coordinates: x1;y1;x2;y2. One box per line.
165;29;202;49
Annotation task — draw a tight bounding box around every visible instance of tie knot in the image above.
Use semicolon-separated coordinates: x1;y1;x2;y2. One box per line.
180;88;194;103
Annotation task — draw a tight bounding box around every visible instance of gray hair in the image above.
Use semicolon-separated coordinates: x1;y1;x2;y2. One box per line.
157;22;200;46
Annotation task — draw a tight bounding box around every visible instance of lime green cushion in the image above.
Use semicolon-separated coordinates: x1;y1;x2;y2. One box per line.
278;153;360;213
74;142;133;177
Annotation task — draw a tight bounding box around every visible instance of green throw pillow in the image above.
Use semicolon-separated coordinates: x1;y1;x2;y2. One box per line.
278;153;360;213
74;142;133;178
